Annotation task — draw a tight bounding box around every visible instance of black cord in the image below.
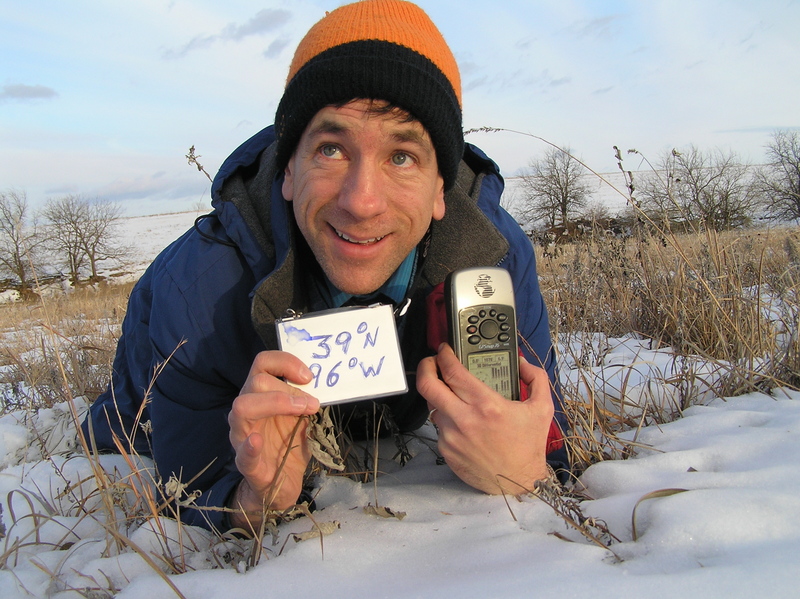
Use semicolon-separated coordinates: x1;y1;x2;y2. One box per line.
193;214;237;248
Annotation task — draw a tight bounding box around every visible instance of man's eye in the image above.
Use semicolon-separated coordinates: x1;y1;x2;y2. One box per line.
391;152;414;167
320;145;341;158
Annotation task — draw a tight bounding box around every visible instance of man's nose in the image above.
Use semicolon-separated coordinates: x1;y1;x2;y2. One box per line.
337;160;388;219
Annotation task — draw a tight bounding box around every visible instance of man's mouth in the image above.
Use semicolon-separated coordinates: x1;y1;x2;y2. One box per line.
335;229;386;245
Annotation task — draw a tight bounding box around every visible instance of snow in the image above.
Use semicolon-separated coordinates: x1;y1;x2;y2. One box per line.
110;211;203;282
2;211;800;598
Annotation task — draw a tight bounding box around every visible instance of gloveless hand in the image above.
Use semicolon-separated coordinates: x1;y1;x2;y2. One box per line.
416;344;553;495
227;351;320;529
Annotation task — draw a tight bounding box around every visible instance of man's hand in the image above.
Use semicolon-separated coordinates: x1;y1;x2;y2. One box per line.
227;351;320;530
416;343;554;495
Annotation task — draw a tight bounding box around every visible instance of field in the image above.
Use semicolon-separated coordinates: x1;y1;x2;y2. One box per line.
1;212;799;597
536;224;800;470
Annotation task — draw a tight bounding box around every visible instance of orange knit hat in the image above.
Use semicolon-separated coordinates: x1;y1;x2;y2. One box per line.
274;0;464;189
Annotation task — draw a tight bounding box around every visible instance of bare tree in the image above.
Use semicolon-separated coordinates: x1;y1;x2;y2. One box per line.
0;189;44;297
80;200;127;280
757;130;800;222
43;195;87;284
638;146;759;231
580;199;612;223
636;149;684;225
518;146;591;229
42;195;127;284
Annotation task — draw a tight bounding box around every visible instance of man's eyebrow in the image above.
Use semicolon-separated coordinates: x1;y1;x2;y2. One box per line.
306;117;432;149
391;128;430;148
306;118;350;138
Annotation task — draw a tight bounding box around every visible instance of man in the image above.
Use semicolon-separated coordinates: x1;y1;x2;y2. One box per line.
83;0;568;532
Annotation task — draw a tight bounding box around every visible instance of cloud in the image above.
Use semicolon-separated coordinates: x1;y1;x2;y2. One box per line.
163;34;217;58
263;38;291;59
162;8;292;59
91;170;198;203
455;57;481;78
570;14;624;41
549;76;571;87
44;183;80;196
464;75;489;92
0;84;58;102
221;9;291;40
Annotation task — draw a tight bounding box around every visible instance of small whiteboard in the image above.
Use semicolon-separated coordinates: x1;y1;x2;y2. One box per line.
275;304;408;405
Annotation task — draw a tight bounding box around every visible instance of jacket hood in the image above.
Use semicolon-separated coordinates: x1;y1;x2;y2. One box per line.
208;126;287;282
211;126;278;204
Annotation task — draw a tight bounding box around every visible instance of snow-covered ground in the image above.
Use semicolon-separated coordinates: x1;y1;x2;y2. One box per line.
109;210;204;282
1;210;799;598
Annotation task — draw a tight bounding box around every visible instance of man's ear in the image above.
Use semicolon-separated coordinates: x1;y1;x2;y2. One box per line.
282;158;294;202
432;175;446;221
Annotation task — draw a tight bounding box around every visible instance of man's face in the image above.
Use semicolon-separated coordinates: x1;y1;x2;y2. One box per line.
283;99;446;296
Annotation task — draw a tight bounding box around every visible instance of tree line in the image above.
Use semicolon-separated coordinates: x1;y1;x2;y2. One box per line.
517;129;800;237
0;191;127;299
4;130;797;296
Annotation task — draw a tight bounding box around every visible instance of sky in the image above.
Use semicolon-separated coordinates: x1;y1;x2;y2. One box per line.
2;0;799;217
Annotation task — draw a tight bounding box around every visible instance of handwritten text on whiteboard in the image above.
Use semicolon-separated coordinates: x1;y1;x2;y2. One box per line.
275;304;407;405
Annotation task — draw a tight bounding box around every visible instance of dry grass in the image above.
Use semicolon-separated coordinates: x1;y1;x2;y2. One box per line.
2;219;800;591
536;224;800;473
0;282;265;596
0;282;132;411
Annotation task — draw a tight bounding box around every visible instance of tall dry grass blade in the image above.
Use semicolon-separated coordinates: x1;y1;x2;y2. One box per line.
630;488;689;541
100;523;188;599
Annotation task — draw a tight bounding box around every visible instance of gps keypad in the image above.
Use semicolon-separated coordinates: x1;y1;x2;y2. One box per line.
460;305;514;346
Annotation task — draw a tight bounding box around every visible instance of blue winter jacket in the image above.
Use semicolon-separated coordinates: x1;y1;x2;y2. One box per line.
82;126;567;531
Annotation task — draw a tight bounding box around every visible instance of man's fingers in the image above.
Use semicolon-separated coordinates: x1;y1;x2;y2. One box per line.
230;390;319;426
418;343;501;409
229;351;320;467
245;432;261;455
519;359;553;402
416;353;458;412
234;350;320;423
243;351;313;394
431;343;495;405
518;358;555;424
232;432;261;475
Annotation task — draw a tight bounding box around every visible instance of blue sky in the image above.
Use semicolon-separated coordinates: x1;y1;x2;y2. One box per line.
2;0;798;216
